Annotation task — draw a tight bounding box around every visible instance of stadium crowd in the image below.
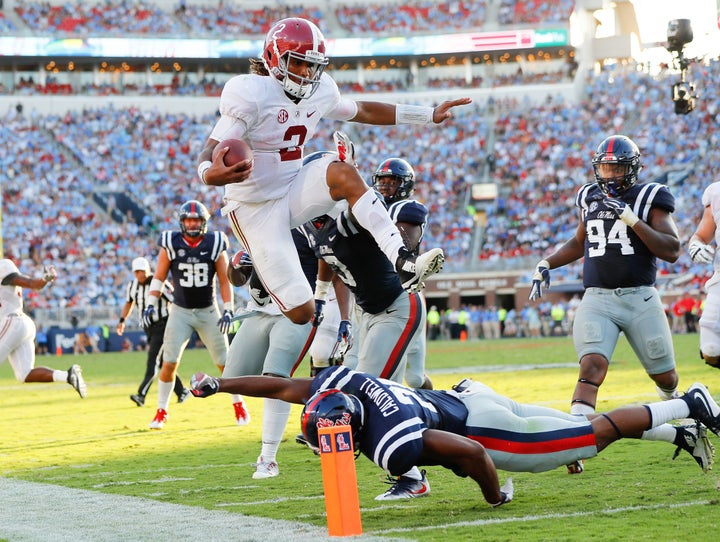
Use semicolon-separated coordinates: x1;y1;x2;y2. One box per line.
2;58;719;319
7;0;574;37
1;1;719;329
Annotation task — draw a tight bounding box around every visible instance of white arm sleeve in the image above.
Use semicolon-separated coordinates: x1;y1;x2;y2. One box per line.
209;115;247;142
324;97;358;121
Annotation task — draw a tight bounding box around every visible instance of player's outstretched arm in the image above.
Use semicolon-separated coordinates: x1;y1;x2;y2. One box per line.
191;372;313;404
351;98;472;126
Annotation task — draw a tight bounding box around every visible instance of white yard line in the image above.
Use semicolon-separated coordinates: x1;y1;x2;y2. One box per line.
0;478;394;542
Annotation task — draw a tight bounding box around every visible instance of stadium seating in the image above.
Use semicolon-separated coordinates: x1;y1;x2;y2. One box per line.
3;1;718;328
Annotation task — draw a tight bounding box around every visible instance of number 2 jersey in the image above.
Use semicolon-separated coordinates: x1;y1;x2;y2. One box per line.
576;182;675;288
158;230;228;309
210;72;355;203
310;365;467;475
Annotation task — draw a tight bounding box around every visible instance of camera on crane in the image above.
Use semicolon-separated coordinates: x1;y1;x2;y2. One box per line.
666;19;697;115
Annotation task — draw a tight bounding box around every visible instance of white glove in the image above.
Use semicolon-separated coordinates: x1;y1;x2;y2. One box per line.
333;131;356;166
603;198;639;227
42;265;57;284
528;260;550;302
689;239;715;264
329;320;353;364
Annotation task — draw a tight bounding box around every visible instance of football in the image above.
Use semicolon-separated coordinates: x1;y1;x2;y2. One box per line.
227;250;253;287
212;139;253;166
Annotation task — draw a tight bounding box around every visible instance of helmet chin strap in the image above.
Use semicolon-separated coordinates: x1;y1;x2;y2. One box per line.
283;77;312;99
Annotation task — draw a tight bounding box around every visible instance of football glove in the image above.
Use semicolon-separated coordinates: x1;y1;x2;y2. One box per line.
491;478;514;508
312;299;326;327
141;305;156;328
42;264;57;284
231;250;252;268
603;197;639;227
329;320;353;364
190;371;220;398
689;239;715;264
528;260;550;302
217;309;234;334
333;131;356;166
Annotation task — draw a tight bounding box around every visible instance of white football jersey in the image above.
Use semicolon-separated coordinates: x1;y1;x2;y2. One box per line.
702;182;720;289
0;258;23;317
210;72;346;203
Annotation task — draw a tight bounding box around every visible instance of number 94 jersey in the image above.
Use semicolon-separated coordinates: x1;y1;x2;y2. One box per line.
577;182;675;289
159;230;228;309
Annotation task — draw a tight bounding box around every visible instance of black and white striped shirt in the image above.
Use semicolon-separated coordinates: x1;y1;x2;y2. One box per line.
124;274;173;327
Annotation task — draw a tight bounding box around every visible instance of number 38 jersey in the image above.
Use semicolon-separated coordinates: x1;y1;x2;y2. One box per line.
158;230;228;309
576;182;675;289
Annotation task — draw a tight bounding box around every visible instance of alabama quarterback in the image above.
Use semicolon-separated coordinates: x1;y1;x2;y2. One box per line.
197;17;469;327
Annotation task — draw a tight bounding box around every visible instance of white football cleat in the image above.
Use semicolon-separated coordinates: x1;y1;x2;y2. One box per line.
252;456;279;479
396;247;445;293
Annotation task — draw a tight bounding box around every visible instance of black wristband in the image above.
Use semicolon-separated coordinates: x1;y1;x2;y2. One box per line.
119;317;125;324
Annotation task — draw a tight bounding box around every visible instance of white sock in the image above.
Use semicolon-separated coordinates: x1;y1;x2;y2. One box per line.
260;398;292;463
646;398;691;426
570;403;595;416
350;189;405;264
230;393;244;404
157;379;173;410
641;423;676;442
53;370;68;382
402;466;422;481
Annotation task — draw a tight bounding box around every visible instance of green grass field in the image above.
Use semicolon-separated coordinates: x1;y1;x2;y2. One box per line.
1;334;719;541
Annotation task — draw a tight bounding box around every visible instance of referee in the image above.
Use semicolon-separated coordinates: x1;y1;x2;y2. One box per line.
116;257;189;406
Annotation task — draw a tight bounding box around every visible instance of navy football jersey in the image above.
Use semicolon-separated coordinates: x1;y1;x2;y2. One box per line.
388;198;428;254
158;230;228;309
300;211;405;314
388;199;428;228
311;366;468;475
576;182;675;288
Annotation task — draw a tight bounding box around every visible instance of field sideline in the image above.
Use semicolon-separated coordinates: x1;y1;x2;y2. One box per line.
1;334;719;541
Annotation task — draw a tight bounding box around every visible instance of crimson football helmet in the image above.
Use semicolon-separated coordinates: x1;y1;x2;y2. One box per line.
372;158;416;204
592;135;641;197
300;389;364;450
178;200;210;238
263;18;329;100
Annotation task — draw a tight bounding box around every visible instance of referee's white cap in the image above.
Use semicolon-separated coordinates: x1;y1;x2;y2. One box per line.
132;257;151;273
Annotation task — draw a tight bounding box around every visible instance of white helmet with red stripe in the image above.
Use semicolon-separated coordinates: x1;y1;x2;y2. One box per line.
262;17;328;100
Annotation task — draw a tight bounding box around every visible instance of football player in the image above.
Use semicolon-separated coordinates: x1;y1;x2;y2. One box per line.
372;157;433;390
688;181;720;369
223;226;352;479
0;258;86;398
142;200;249;429
297;158;431;500
196;17;469;326
527;135;682;472
191;366;718;505
116;257;189;407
